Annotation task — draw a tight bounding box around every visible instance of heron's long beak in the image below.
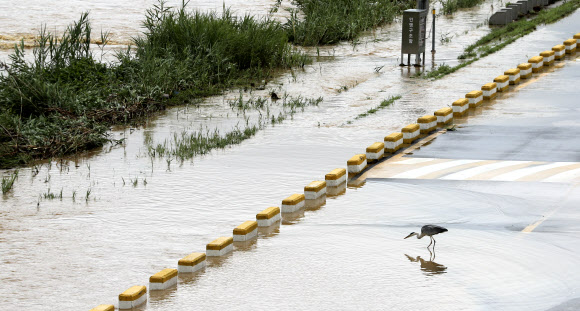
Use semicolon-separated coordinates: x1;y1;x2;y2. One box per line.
404;233;414;239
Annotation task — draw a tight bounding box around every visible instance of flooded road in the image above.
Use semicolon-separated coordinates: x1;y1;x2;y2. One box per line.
1;0;580;310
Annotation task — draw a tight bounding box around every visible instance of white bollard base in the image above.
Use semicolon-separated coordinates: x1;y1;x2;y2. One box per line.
384;140;402;152
325;174;346;187
347;162;367;175
206;244;233;257
119;295;147;310
233;228;258;242
453;104;468;116
150;277;177;291
281;201;305;213
496;81;508;91
178;261;206;273
257;213;281;227
420;121;437;134
366;150;384;162
304;188;326;200
403;131;419;144
469;96;483;107
436;114;452;125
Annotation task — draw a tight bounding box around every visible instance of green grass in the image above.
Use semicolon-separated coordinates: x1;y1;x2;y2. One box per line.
1;170;18;194
419;0;580;79
0;1;308;169
354;95;401;120
148;95;322;162
85;188;92;202
286;0;415;46
440;0;484;15
151;125;260;161
42;188;63;200
286;0;485;46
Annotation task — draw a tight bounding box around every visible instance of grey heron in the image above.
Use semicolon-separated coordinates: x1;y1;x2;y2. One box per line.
404;224;448;248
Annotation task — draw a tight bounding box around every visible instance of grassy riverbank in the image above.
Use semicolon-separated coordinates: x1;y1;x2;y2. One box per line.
286;0;416;45
420;0;580;79
0;2;307;168
439;0;484;15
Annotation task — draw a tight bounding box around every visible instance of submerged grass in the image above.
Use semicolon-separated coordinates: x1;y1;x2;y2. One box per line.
148;95;322;162
2;170;19;194
419;0;580;79
286;0;415;46
42;188;63;200
0;1;308;169
354;95;401;120
150;124;261;162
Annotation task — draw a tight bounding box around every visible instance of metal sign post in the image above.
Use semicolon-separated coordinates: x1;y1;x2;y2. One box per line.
431;9;436;53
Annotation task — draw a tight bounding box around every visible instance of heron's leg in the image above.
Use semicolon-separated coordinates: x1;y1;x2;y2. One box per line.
427;236;433;248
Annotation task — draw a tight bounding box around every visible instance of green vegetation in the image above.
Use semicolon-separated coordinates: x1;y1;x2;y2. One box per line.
42;188;63;200
440;0;484;15
286;0;415;45
419;0;580;79
422;63;469;79
0;1;308;169
149;125;260;162
286;0;487;46
2;170;18;194
347;95;401;123
148;95;322;162
0;0;504;169
85;188;92;202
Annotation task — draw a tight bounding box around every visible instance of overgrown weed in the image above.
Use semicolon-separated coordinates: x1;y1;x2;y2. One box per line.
0;1;308;168
147;95;322;162
1;170;18;194
352;95;401;121
286;0;415;46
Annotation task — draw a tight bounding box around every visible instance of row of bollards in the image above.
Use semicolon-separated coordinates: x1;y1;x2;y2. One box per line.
90;33;579;311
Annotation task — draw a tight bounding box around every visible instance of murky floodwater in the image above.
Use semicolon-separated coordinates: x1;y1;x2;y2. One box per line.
1;0;580;309
0;0;293;49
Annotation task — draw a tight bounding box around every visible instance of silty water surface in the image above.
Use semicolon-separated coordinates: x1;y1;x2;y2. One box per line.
1;0;580;309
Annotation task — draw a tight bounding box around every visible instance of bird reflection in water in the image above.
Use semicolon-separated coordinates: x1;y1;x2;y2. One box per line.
405;249;447;276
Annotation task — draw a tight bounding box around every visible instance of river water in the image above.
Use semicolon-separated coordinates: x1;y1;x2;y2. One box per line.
1;0;580;310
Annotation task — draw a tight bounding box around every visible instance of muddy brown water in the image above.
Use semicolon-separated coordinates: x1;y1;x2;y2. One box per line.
1;1;580;310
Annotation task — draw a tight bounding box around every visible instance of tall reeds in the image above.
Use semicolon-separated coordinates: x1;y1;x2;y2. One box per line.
117;1;308;99
0;1;308;168
2;170;18;194
286;0;415;45
440;0;483;15
147;95;322;162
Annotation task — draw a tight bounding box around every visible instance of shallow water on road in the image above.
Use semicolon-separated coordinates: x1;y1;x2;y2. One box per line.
141;180;580;311
1;2;580;310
